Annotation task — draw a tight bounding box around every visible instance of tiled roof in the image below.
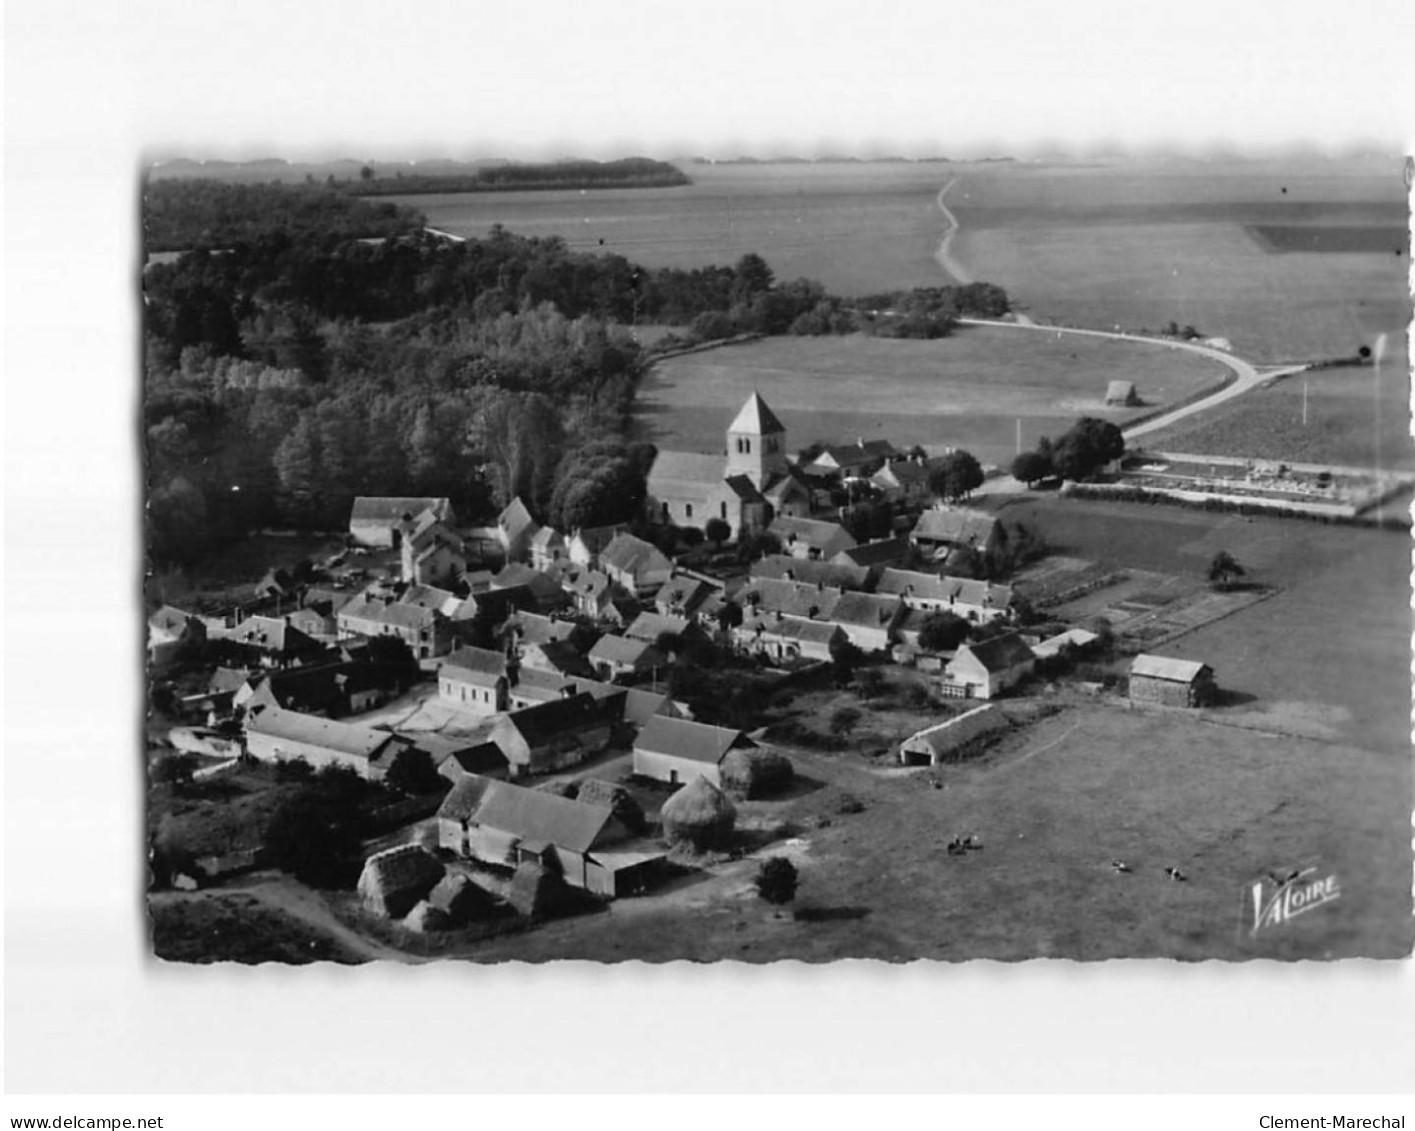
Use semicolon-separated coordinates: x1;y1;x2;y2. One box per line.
441;646;510;683
958;633;1036;674
829;591;903;628
468;781;616;854
834;537;910;568
338;598;438;632
436;773;500;821
744;613;845;645
1130;654;1210;683
497;497;537;538
727;392;785;435
351;496;449;523
648;451;728;487
600;533;672;578
912;508;1001;545
245;705;401;759
625;611;692;642
751;556;870;591
740;577;843;620
635;715;748;765
589;634;659;666
877;569;1012;609
768;515;856;551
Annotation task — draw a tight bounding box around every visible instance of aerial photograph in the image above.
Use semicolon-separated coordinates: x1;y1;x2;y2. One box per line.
140;148;1413;964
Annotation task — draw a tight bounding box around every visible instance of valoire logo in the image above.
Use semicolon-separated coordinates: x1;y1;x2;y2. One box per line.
1250;866;1341;935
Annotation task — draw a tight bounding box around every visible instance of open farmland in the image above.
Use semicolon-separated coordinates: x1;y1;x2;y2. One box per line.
947;157;1410;364
1138;363;1415;470
381;161;956;295
457;707;1412;962
635;326;1226;467
992;494;1411;754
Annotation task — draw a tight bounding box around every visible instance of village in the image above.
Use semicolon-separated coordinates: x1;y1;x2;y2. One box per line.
144;389;1257;956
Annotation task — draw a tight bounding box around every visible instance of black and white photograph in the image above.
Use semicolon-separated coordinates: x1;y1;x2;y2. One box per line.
6;0;1414;1106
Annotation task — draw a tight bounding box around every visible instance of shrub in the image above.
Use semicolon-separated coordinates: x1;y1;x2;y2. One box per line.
755;857;799;906
275;757;315;783
830;706;862;736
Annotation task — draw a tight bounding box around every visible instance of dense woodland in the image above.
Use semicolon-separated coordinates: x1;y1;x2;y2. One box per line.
144;181;1010;569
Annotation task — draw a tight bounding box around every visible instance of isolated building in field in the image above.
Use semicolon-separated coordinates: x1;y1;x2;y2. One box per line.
632;715;754;788
645;392;812;539
1127;655;1217;707
898;705;1008;766
349;496;456;548
942;633;1036;700
1105;380;1140;407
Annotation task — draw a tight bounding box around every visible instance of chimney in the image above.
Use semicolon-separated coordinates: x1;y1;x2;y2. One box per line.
561;682;577;699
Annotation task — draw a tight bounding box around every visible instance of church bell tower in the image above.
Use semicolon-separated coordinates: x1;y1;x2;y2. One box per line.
725;391;787;489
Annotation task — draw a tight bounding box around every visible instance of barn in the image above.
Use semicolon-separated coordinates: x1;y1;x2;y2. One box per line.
898;705;1008;766
1128;655;1217;707
632;715;754;787
1105;380;1140;407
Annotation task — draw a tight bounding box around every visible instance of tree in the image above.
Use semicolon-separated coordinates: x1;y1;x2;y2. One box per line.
384;748;445;796
716;601;744;633
853;667;887;701
704;517;732;546
927;450;984;502
828;637;863;684
1010;449;1054;488
1208;550;1246;590
1052;417;1125;482
917;611;969;653
265;788;365;888
755;857;799;906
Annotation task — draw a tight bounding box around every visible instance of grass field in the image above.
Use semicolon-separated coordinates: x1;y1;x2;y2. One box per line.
149;891;363;964
1139;365;1415;470
453;703;1411;962
992;494;1411;753
635;326;1226;467
386;161;955;296
947;157;1410;364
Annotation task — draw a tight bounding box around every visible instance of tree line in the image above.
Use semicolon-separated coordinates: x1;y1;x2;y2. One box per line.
345;157;691;196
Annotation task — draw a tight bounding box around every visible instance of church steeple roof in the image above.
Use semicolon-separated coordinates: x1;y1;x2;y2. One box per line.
728;392;784;435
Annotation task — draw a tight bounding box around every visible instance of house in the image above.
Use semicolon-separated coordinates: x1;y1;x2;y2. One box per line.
876;569;1014;623
438;647;512;715
942;633;1036;700
491;564;569;611
735;612;846;663
431;740;510;783
501;610;581;650
738;577;844;621
750;555;871;592
768;515;857;561
348;496;455;548
451;586;536;634
240;660;406;718
398;510;466;587
437;775;660;898
653;573;715;618
399;584;464;618
148;605;207;668
910;507;1005;564
645;392;812;539
518;638;596;680
566;524;629;569
623;610;698;645
832;536;911;571
528;527;568;572
589;634;665;681
486;692;623;777
827;591;905;652
804;438;898;479
281;604;337;640
632;715;754;787
898;705;1008;766
1128;655;1217;707
243;705;414;780
220;615;327;668
599;533;673;596
336;595;452;659
561;568;627;619
870;458;931;504
495;497;540;562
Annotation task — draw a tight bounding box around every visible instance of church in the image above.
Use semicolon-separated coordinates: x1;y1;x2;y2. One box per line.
645;392;814;539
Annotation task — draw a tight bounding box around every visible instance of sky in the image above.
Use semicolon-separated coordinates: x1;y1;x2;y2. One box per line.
4;0;1414;1097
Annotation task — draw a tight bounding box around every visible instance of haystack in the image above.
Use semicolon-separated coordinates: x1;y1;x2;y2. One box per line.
1104;380;1140;407
507;861;566;919
576;778;647;834
719;748;794;800
427;872;497;925
403;900;452;933
534;779;580;799
357;844;445;919
660;776;737;851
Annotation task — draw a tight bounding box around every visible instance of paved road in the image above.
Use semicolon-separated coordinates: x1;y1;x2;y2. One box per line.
954;317;1308;443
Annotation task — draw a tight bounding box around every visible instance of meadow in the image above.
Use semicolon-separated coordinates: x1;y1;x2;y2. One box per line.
383;161;955;295
946;157;1409;364
1140;363;1415;470
635;325;1226;467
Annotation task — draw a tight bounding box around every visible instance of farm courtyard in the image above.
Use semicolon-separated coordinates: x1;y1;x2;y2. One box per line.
636;326;1226;468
